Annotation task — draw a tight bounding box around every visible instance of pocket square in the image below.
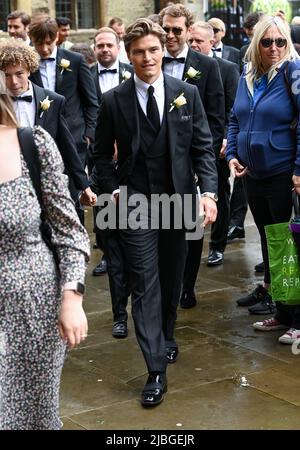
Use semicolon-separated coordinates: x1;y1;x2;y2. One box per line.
180;115;192;122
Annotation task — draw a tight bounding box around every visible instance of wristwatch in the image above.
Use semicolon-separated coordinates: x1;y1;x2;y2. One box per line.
201;192;218;202
62;281;85;296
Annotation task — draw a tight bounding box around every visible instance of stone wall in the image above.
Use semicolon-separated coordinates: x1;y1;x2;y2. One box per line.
103;0;155;26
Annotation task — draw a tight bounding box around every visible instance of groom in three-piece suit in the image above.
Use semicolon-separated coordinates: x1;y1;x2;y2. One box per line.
92;18;218;407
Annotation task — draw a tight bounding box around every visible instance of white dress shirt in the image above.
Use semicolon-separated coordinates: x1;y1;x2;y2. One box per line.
39;46;58;92
213;42;223;58
97;59;120;93
13;81;36;128
134;72;165;124
163;44;189;80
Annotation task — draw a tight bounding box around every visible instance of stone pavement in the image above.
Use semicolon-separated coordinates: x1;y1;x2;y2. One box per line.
61;210;300;430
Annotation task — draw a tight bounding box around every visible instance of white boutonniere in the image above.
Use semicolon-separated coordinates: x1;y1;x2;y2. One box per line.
169;92;187;112
184;66;201;82
121;69;132;82
39;95;53;118
58;58;72;74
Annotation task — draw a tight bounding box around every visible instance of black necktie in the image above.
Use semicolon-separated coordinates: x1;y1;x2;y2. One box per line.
164;56;185;64
41;57;56;61
99;69;118;75
212;48;222;53
147;86;160;133
11;95;33;103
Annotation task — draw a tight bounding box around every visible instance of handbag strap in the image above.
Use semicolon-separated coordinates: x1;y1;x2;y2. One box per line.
293;190;300;217
284;62;299;130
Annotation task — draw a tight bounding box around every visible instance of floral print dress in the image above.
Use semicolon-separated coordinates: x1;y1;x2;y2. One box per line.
0;126;90;430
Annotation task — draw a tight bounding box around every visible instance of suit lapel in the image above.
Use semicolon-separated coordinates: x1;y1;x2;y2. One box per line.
32;83;46;126
222;45;229;61
164;75;182;157
55;48;64;93
183;50;195;82
115;78;140;159
92;66;102;102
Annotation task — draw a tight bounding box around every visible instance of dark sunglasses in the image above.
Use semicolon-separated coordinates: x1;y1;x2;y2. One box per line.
213;28;222;34
163;26;183;36
260;38;287;48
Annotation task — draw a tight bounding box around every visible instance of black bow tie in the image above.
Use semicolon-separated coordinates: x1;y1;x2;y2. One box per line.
164;56;185;64
41;57;56;61
99;68;118;75
11;95;33;103
212;48;222;52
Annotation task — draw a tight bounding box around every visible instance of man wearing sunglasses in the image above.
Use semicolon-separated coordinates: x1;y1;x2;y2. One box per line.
159;4;225;305
208;17;240;65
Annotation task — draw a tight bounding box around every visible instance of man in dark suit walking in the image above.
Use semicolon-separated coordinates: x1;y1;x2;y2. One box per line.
92;18;218;407
28;18;98;171
208;17;240;65
0;40;96;205
178;21;240;309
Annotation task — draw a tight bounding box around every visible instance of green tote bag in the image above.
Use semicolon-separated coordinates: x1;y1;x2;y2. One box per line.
265;222;300;304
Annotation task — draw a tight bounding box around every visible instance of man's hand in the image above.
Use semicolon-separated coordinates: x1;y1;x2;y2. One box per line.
85;136;91;148
292;174;300;195
219;138;227;159
228;158;247;178
201;197;218;227
80;187;97;206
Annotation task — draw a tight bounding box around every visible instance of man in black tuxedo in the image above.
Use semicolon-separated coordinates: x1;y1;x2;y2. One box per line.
28;18;99;170
0;40;96;205
208;17;240;65
89;26;134;333
178;22;239;308
160;3;224;169
92;27;133;105
92;18;218;407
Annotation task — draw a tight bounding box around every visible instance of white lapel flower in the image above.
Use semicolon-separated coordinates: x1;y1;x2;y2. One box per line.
58;58;72;74
169;92;187;112
39;95;53;118
122;70;132;82
184;66;201;82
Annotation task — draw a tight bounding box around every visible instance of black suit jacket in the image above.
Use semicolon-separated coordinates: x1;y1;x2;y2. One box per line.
32;83;89;190
91;62;134;104
222;44;240;65
215;58;239;133
92;74;217;209
170;48;225;156
30;48;99;162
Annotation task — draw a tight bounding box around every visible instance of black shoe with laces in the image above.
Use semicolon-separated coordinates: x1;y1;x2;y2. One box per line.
248;293;276;315
236;284;270;307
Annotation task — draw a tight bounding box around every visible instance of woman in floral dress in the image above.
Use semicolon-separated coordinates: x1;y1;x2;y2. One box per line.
0;77;90;429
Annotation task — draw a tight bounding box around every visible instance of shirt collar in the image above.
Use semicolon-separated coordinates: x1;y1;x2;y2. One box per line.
97;59;119;73
134;71;164;99
208;50;214;58
165;43;189;59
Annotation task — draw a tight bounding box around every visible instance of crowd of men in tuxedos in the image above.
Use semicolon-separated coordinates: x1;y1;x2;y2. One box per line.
1;4;245;407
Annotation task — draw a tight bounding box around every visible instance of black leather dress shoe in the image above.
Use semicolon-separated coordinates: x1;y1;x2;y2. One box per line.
112;321;128;338
207;250;224;266
180;291;197;309
92;259;107;276
227;226;245;242
166;347;178;364
141;373;167;407
254;261;265;273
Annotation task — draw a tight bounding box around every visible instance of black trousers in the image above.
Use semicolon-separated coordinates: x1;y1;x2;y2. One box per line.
229;177;248;228
101;229;130;323
119;203;186;373
209;159;230;252
245;172;293;285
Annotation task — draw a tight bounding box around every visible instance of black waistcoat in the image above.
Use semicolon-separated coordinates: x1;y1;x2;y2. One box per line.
128;102;174;196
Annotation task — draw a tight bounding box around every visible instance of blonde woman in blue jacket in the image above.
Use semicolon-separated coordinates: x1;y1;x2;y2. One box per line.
226;15;300;343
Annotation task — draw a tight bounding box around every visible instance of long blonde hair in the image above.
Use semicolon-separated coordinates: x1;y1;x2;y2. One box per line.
0;70;18;127
245;15;299;84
